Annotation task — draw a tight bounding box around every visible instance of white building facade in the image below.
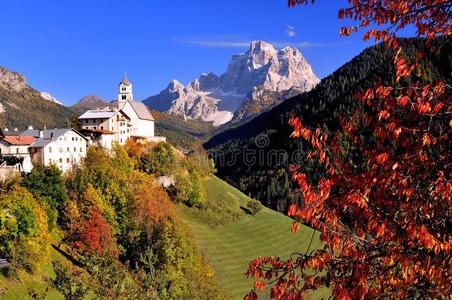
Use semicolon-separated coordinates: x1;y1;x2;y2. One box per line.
78;74;162;148
79;109;132;146
0;135;34;172
21;129;88;173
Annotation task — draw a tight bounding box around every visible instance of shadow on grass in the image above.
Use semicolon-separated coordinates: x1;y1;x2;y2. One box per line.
51;244;83;267
240;206;252;215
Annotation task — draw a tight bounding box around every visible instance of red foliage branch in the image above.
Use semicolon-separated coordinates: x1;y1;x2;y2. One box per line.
245;1;452;299
288;0;452;41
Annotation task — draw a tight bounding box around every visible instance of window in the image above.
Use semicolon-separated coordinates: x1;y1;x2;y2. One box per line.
85;120;88;124
122;95;126;100
16;148;19;154
66;158;70;163
80;147;83;152
94;127;97;129
100;126;103;130
127;129;129;133
49;159;52;164
67;147;70;152
72;137;74;141
74;147;76;152
59;158;62;163
49;147;52;153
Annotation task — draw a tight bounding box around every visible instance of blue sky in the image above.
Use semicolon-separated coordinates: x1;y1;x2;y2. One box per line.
0;0;415;105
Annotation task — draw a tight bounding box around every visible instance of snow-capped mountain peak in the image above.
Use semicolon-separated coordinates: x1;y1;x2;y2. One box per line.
40;92;63;105
143;41;320;126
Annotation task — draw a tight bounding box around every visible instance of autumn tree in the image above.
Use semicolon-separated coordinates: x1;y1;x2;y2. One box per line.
0;177;50;274
246;1;451;299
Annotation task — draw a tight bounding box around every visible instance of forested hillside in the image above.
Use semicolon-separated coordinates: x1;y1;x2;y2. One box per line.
205;37;452;214
0;66;76;130
151;109;215;150
0;86;76;130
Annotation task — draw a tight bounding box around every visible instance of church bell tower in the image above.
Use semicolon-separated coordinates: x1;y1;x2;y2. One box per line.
118;72;133;103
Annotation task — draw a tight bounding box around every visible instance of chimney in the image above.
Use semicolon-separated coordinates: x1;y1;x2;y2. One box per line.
28;125;33;130
39;131;43;138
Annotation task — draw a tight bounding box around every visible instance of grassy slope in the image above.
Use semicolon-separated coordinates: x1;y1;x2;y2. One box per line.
176;176;330;299
0;232;66;299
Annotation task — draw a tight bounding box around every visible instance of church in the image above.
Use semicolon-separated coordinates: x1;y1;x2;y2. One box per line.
78;74;165;149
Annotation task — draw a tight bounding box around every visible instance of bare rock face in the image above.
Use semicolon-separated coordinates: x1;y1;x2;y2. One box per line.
0;66;28;92
41;92;63;105
143;41;319;126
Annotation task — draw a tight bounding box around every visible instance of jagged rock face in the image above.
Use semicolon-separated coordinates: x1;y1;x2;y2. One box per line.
41;92;63;105
0;66;28;92
143;41;319;126
220;41;318;94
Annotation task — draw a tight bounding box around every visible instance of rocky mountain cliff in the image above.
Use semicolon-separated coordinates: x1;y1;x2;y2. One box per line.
40;92;63;105
0;66;75;129
144;41;319;126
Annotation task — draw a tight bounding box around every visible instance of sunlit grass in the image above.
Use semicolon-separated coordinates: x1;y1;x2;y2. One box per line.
176;176;330;299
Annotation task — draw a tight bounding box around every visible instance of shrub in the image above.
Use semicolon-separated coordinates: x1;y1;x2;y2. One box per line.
247;199;262;216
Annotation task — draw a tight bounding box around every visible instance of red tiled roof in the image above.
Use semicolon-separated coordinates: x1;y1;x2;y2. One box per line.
3;136;35;145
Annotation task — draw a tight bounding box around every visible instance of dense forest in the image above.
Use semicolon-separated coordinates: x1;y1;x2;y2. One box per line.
205;37;452;214
0;86;75;130
150;109;215;150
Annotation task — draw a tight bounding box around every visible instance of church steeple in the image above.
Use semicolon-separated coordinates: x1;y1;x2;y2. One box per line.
118;71;133;102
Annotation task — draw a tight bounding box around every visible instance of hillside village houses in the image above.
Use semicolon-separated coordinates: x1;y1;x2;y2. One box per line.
79;73;165;149
0;74;165;178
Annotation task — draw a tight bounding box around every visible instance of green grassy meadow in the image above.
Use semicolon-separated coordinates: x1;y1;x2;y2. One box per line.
176;176;330;299
0;232;66;299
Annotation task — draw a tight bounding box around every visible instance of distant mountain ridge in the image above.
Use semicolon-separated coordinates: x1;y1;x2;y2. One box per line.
71;95;109;114
143;41;319;126
0;66;75;130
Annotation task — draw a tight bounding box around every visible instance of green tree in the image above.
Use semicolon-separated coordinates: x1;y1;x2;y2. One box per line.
66;114;81;130
49;261;91;300
139;142;175;176
188;171;205;207
168;170;192;203
22;164;68;231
